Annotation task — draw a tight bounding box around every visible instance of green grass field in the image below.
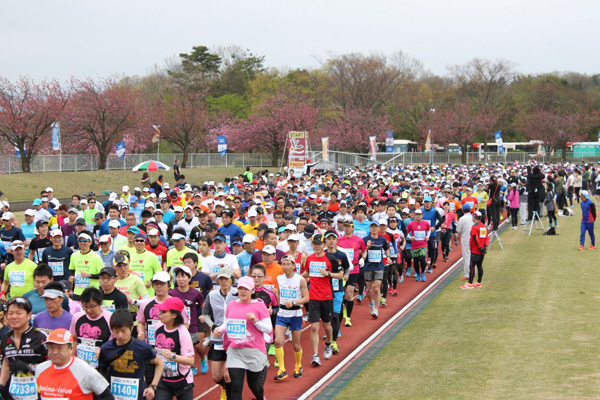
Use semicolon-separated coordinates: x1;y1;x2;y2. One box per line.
0;167;262;201
336;209;600;400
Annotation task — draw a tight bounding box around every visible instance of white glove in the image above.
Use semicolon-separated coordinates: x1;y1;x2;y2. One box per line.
358;258;365;267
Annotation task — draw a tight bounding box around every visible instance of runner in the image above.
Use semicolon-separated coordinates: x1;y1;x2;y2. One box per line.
154;297;196;399
214;276;271;400
460;211;490;289
98;267;130;312
406;209;431;282
41;229;73;282
337;218;367;327
129;233;162;296
202;267;236;399
1;240;37;301
98;310;163;400
34;282;73;331
68;232;104;301
578;190;596;250
456;205;475;281
69;287;114;369
36;328;113;399
273;256;309;380
302;233;343;367
0;297;48;400
362;221;390;318
113;252;149;334
202;233;241;281
324;230;351;350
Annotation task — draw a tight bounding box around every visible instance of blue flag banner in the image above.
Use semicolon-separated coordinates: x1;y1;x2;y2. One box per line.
51;122;60;151
494;130;504;154
385;130;394;152
115;141;126;161
217;136;227;158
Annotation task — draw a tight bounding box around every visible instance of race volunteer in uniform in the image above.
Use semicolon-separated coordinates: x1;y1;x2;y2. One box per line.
70;288;114;369
35;328;113;400
302;234;343;367
273;256;309;381
154;297;196;400
98;310;163;400
99;267;129;312
41;229;73;282
68;232;104;300
1;240;37;301
0;297;48;400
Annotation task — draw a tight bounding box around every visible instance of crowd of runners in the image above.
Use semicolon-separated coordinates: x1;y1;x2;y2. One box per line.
0;159;596;399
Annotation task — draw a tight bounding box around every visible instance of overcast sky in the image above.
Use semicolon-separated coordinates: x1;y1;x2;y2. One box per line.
2;0;599;82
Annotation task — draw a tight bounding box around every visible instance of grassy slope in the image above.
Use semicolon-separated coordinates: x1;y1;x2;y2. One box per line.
0;167;262;201
336;209;600;400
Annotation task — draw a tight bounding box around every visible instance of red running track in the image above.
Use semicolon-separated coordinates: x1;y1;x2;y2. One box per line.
191;246;465;400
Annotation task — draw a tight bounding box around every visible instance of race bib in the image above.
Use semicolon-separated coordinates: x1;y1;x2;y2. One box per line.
212;264;222;275
227;318;247;339
184;306;191;320
214;343;224;351
479;227;487;238
354;230;367;238
225;235;231;247
449;202;455;211
160;355;179;378
280;288;296;303
309;261;326;277
295;262;301;274
263;284;275;291
36;248;45;262
414;231;426;241
48;261;64;276
133;271;145;282
368;250;382;263
102;302;115;313
9;271;25;287
77;340;99;368
75;273;90;289
147;320;158;345
111;377;139;400
9;375;36;400
465;201;474;209
332;279;340;291
156;255;163;265
342;248;354;262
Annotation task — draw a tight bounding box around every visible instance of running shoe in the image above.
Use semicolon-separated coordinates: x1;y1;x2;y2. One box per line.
369;304;375;316
455;239;459;246
416;274;421;282
460;283;475;289
406;267;412;276
303;313;309;322
274;359;279;367
274;371;288;380
444;257;448;262
460;277;469;281
268;344;276;356
311;354;321;367
388;287;393;294
191;367;198;376
331;342;339;354
413;270;418;277
200;357;209;374
372;309;379;318
392;289;399;295
380;298;387;307
294;367;303;378
399;275;404;284
427;267;433;273
422;273;426;282
579;245;585;251
474;283;483;287
432;263;437;269
589;245;596;250
356;294;363;303
338;330;341;338
324;345;333;359
344;317;352;327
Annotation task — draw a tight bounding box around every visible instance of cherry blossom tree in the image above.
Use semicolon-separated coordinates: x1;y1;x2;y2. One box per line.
63;78;142;169
0;76;70;172
150;85;211;167
326;107;388;153
227;90;319;166
518;109;593;161
420;101;498;164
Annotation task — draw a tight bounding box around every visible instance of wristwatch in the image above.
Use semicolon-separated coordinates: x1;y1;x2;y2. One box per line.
150;384;158;392
171;354;177;361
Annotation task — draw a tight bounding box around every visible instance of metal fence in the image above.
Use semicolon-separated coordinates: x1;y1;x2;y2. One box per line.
0;153;277;174
1;151;598;174
309;150;600;170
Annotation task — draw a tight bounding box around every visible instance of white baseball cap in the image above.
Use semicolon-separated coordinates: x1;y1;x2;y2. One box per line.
24;209;35;217
122;186;129;192
242;234;256;243
108;220;121;228
262;245;276;254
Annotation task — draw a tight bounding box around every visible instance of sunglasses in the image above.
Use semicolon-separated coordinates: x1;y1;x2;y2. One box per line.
251;274;265;278
78;239;91;243
134;239;146;243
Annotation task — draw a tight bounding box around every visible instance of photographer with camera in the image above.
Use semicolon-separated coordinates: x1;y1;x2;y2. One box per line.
460;211;490;290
